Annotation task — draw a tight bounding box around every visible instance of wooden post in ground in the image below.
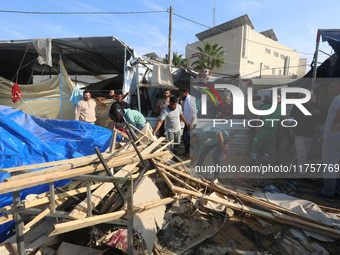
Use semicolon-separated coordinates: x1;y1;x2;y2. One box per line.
126;178;134;255
12;191;25;255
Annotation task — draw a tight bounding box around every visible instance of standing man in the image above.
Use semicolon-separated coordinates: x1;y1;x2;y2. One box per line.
75;90;98;124
153;96;189;155
130;88;151;117
180;87;198;157
155;89;171;136
191;127;230;179
109;92;130;123
313;80;340;202
290;90;321;170
250;94;281;165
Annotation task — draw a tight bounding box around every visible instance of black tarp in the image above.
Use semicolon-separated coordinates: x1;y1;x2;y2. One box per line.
0;36;133;84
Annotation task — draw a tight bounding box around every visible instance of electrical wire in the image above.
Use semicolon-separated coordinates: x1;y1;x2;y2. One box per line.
0;8;328;58
172;12;317;56
0;10;167;15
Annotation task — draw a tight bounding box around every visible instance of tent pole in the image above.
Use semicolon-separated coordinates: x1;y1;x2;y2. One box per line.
59;53;63;119
312;29;320;91
123;45;127;96
136;64;141;113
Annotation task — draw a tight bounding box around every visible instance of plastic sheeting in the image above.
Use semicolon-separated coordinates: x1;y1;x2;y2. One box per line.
0;60;76;120
0;105;121;242
32;38;52;67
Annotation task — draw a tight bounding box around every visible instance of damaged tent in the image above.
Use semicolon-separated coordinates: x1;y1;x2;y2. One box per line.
0;36;134;120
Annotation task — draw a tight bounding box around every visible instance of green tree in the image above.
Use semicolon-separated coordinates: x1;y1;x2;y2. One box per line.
163;52;189;68
192;42;226;70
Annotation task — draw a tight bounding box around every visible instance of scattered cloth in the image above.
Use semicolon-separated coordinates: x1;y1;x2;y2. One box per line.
11;83;22;103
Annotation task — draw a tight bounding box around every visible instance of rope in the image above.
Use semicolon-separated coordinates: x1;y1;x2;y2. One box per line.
12;42;31;83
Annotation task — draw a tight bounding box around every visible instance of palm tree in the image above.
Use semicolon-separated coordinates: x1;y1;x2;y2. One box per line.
192;42;226;70
163;52;189;68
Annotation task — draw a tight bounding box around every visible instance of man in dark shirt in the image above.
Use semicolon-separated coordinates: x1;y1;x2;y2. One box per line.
109;92;130;123
130;88;151;117
290;90;321;170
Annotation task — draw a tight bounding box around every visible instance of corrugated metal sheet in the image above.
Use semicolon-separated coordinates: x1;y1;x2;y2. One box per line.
195;14;255;41
260;29;278;41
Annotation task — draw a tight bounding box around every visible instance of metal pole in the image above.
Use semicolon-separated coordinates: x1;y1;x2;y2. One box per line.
13;191;25;255
49;182;56;214
312;29;321;91
86;181;92;217
126;178;134;255
168;6;173;66
59;53;63;119
123;45;127;99
136;64;141;113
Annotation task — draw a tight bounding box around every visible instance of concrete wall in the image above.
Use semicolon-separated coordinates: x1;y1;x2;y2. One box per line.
186;25;301;79
186;26;243;75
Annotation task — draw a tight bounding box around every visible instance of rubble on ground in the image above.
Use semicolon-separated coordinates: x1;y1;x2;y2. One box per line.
0;125;339;255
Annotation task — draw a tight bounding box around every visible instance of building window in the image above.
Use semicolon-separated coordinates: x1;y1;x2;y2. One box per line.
278;70;282;75
280;54;285;60
274;52;279;57
272;68;275;75
263;65;269;69
248;60;254;65
265;48;271;54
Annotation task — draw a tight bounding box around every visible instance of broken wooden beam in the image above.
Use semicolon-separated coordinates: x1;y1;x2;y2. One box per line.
172;186;340;240
157;162;330;228
0;151;168;195
49;195;187;236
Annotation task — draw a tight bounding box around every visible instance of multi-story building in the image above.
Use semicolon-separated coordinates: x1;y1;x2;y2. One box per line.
186;14;306;78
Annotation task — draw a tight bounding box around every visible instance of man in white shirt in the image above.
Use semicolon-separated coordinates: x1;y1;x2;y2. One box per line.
75;90;98;124
180;87;198;156
313;80;340;202
153;96;189;155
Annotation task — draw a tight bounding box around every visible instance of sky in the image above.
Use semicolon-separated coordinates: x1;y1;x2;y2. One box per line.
0;0;338;72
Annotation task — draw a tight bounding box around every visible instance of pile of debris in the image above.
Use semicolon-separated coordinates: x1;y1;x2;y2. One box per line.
0;125;339;255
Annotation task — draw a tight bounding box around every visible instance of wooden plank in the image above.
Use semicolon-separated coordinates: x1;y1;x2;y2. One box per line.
151;159;174;194
23;197;68;231
160;169;197;192
318;204;340;214
153;141;173;154
109;129;117;154
6;147;146;182
1;143;146;174
23;183;101;209
69;138;166;219
0;150;168;195
1;153;105;173
0;183;101;224
169;160;191;168
113;127;129;139
158;162;331;228
49;195;186;236
172;186;340;240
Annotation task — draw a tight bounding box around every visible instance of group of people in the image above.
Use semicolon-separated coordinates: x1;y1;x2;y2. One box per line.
152;88;197;156
248;80;340;202
74;87;231;180
74;81;340;195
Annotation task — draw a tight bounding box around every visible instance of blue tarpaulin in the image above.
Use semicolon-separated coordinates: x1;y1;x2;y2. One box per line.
0;105;120;241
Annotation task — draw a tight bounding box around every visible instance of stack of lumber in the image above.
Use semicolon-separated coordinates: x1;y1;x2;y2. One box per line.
0;127;339;255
